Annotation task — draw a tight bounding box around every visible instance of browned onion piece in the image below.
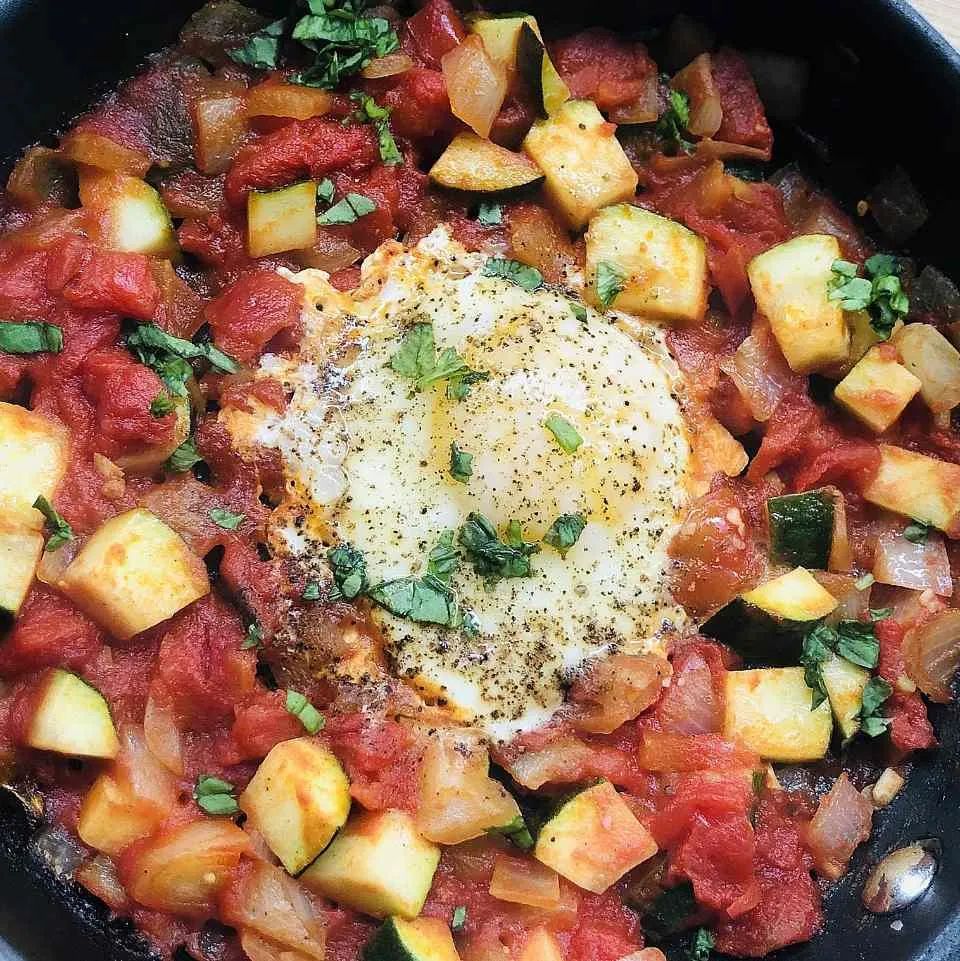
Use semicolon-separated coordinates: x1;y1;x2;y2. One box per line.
488;854;561;908
720;326;797;422
143;688;185;776
294;230;362;273
903;608;960;703
671;53;722;136
805;772;873;880
608;71;660;124
696;138;771;162
569;653;670;734
441;35;508;139
361;52;414;79
76;855;129;913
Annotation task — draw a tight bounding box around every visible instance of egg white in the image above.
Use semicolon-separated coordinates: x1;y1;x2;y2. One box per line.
227;229;692;741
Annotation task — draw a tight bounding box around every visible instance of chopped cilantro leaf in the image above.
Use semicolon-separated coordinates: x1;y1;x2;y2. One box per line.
302;581;322;601
568;299;588;323
368;574;462;626
127;323;238;399
228;18;286;70
426;529;460;585
656;87;695;154
836;620;879;669
0;321;63;355
194;775;239;816
544;412;583;453
317;192;377;225
595;260;625;310
543;513;587;556
241;621;264;650
32;496;73;552
351;91;401;165
451;906;467;931
870;607;892;621
209;507;245;530
800;619;880;711
481;257;543;292
390;322;488;399
328;544;368;600
477;202;502;227
458;512;539;585
285;689;325;734
828;256;909;339
904;520;932;544
800;623;835;710
688;927;715;961
150;394;175;417
450;442;473;484
317;178;335;204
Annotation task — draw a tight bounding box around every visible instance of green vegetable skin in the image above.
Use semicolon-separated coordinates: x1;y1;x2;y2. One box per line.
767;489;835;569
362;918;452;961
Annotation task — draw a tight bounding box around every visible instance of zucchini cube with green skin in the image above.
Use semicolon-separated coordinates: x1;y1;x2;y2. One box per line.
0;526;44;616
522;100;638;230
240;737;351;875
247;181;318;258
532;780;658;893
893;322;960;413
80;169;179;259
703;567;839;663
429;133;544;194
747;234;850;374
862;445;960;537
585;205;708;323
0;402;69;530
58;509;209;640
767;489;836;570
24;669;120;759
833;344;921;433
301;809;440;918
821;653;870;740
362;917;461;961
723;667;833;762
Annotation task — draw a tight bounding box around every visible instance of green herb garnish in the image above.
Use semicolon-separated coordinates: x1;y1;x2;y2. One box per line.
688;928;715;961
568;300;588;323
302;580;322;601
828;255;909;339
450;442;474;484
800;620;880;710
285;689;325;734
0;321;63;355
242;621;264;650
209;507;245;530
477;202;503;227
165;437;203;474
458;513;539;585
228;18;286;70
150;394;175;417
543;513;587;556
126;323;238;396
317;178;335;204
390;322;488;400
595;260;625;310
481;257;543;292
657;88;695;154
351;91;401;165
32;495;73;552
904;520;933;544
451;906;467;931
194;775;239;816
857;676;893;738
544;412;583;453
328;544;368;600
317;192;377;225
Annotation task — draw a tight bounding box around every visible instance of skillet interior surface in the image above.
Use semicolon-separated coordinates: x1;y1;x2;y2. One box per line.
0;1;959;959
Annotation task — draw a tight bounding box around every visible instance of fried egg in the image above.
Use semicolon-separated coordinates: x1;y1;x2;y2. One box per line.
226;228;693;741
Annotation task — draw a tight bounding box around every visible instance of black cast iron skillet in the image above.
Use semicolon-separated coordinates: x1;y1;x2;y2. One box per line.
0;1;959;959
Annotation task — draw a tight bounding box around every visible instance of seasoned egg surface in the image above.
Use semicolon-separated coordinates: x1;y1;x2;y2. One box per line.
229;229;691;740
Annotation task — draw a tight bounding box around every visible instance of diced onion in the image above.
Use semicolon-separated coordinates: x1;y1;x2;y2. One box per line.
362;52;414;79
720;323;798;422
489;854;561;909
608;72;660;125
569;654;669;734
143;690;185;776
671;53;722;136
441;35;508;139
804;772;873;880
116;723;177;811
503;738;597;790
294;230;362;273
874;532;953;597
76;855;129;912
903;608;960;703
36;536;82;586
696;139;771;162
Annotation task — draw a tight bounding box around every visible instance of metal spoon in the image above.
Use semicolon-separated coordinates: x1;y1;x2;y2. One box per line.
862;838;941;914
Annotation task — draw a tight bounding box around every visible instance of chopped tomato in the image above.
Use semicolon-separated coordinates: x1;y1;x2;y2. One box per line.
204;270;304;364
565;889;643;961
365;68;451;139
219;539;285;637
648;771;755;848
638;733;759;773
403;0;467;70
887;692;937;752
711;49;773;154
221;690;303;763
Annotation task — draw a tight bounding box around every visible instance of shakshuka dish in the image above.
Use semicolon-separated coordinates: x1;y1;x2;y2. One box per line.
1;2;958;959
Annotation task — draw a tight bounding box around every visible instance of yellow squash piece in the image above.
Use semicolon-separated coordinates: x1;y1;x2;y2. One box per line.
585;204;708;322
821;653;870;740
240;737;352;875
741;567;839;622
0;526;44;616
724;667;833;762
748;234;850;374
248;181;319;258
833;344;921;433
58;508;209;639
523;100;638;230
429;133;544;193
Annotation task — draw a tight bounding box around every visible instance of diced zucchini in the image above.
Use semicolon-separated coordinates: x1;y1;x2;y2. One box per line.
24;669;120;759
540;56;571;116
532;780;657;893
523;100;638;230
0;526;44;616
0;402;69;530
702;567;839;663
116;395;191;475
518;929;564;961
301;809;440;918
723;667;833;762
862;445;960;537
240;737;351;875
248;181;319;258
747;235;850;374
77;773;163;856
79;169;179;259
363;917;461;961
821;653;869;740
515;22;571;117
469;14;539;71
429;132;544;194
823;309;887;379
833;345;921;433
585;204;708;322
767;489;836;570
58;508;209;640
893;322;960;413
